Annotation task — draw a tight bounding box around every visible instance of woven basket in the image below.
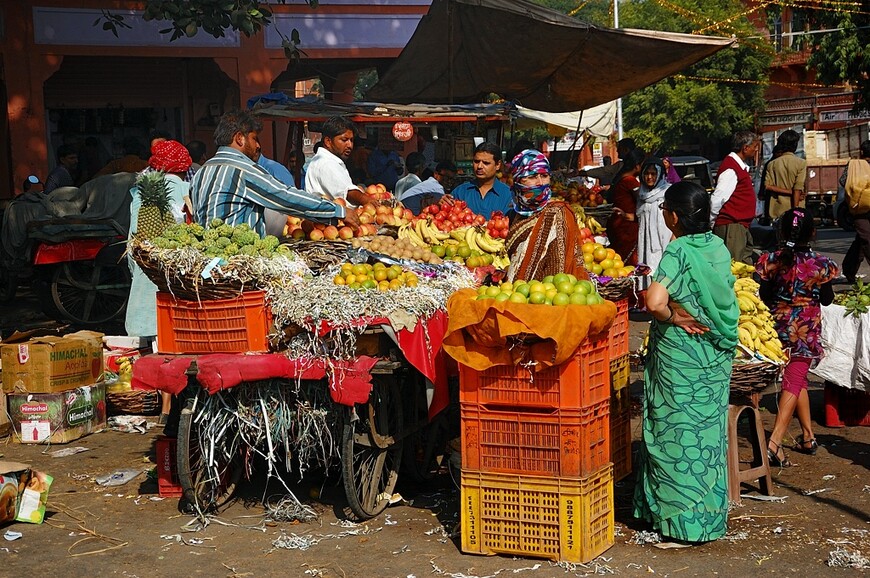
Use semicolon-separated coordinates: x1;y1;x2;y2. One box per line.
597;277;636;301
730;361;782;397
582;204;613;220
107;389;160;416
131;243;247;301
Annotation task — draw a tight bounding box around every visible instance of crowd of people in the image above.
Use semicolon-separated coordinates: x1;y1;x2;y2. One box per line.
36;109;870;548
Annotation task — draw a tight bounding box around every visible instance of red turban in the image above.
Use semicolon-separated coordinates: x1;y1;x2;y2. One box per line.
149;140;192;174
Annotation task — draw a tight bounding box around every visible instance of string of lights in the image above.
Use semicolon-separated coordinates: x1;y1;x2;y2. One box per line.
694;1;776;34
673;73;849;91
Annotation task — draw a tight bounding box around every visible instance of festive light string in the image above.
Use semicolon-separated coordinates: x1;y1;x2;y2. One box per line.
694;0;776;34
783;0;870;16
673;73;849;90
568;1;592;18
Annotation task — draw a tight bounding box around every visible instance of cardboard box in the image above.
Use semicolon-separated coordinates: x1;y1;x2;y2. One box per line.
0;461;52;525
2;331;104;394
8;382;106;444
0;390;10;438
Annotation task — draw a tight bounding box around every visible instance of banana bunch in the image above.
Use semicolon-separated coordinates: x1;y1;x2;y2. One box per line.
107;356;134;392
735;278;787;363
398;222;429;248
585;216;605;235
731;260;755;279
464;226;510;268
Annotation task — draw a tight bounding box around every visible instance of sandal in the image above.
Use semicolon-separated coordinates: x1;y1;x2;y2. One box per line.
792;435;818;455
767;441;793;468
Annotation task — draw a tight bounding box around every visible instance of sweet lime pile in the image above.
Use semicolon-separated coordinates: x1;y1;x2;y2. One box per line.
476;273;605;306
333;262;419;291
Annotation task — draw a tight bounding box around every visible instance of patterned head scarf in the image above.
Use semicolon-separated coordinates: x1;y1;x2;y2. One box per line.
149;140;192;174
510;149;551;216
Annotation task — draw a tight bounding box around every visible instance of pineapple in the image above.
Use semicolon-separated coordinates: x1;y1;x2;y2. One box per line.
136;171;176;240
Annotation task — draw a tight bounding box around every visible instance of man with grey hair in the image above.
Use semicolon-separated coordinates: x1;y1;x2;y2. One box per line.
190;109;357;235
710;130;760;263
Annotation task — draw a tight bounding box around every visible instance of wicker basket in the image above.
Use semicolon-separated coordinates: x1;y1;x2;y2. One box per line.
730;361;782;397
131;243;247;301
583;204;614;220
107;389;160;416
596;277;636;301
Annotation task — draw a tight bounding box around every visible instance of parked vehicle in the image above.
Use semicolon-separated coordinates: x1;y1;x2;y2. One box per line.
669;156;716;192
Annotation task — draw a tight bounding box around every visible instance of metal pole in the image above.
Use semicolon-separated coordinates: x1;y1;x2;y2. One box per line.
614;0;623;140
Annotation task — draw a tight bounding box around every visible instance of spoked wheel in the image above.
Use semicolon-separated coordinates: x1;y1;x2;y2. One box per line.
51;261;130;325
176;390;243;513
342;377;404;520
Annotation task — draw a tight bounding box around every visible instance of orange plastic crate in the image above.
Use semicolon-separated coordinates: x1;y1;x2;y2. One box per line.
156;437;183;498
461;399;610;478
461;465;614;564
610;299;629;358
459;333;610;410
610;353;630;392
156;291;272;354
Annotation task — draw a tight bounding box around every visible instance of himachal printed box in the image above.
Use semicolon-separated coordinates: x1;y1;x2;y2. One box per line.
1;331;104;394
8;382;106;444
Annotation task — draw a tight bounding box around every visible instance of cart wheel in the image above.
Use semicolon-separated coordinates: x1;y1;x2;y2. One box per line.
176;391;242;513
51;261;130;325
342;378;403;520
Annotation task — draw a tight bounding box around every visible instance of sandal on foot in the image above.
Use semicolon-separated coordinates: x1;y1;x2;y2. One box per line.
792;435;818;455
767;441;792;468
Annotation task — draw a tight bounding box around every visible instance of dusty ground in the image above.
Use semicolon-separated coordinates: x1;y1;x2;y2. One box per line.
0;229;868;577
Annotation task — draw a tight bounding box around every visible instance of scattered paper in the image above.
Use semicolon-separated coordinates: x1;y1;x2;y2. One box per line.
108;416;153;434
822;474;836;481
803;488;831;496
49;447;90;458
740;494;787;502
3;531;22;541
95;468;143;487
654;541;692;549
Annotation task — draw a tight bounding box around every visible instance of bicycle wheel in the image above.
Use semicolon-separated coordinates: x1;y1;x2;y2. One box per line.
342;377;403;520
176;390;243;513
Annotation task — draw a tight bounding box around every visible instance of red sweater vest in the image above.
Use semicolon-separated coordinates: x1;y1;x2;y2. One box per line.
714;154;756;228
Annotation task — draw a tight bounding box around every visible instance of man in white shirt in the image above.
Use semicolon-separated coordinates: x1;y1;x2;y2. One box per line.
709;131;759;263
305;116;374;207
394;152;425;198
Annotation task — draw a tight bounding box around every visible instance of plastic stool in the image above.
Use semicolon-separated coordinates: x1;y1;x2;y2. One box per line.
727;404;773;504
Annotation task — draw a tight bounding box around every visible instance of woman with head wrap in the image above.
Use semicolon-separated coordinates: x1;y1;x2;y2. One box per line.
505;149;589;282
606;148;645;266
637;157;674;292
662;157;681;184
126;140;193;425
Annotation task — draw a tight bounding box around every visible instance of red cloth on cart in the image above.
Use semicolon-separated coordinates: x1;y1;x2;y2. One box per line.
132;353;379;406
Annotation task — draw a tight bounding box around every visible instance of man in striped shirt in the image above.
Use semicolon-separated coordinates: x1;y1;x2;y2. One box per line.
191;110;357;235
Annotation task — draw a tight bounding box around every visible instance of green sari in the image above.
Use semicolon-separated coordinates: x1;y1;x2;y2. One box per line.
633;232;739;542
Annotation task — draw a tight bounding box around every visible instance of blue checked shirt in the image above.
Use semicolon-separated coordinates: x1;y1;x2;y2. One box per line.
191;147;345;235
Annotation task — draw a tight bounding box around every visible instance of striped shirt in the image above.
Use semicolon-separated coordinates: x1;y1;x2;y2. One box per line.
191;147;345;235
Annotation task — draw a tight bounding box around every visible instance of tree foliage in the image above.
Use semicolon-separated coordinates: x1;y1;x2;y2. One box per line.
97;1;318;62
532;0;773;153
804;9;869;112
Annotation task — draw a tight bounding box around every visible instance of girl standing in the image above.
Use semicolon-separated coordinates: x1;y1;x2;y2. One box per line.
756;208;839;466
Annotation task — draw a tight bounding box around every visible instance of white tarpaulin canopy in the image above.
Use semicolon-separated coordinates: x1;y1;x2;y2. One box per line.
515;101;617;137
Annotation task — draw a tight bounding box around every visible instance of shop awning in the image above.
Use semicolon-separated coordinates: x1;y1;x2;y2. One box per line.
515;101;617;138
367;0;734;113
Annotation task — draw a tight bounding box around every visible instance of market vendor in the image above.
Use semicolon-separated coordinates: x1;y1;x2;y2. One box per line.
440;142;511;219
190;110;357;234
398;160;457;215
505;149;589;282
305;116;376;208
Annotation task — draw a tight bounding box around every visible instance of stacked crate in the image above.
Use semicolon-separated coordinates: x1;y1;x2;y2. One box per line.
609;298;632;482
459;333;615;563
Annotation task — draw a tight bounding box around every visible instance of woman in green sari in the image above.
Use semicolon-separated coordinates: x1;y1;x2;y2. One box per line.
633;181;739;543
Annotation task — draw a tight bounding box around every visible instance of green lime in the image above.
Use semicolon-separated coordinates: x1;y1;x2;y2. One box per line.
566;274;578;284
556;281;574;295
494;292;511;302
553;273;570;285
477;285;488;295
570;292;588;305
529;291;546;304
508;292;528;304
514;283;531;297
486;285;501;297
552;293;571;306
542;275;554;284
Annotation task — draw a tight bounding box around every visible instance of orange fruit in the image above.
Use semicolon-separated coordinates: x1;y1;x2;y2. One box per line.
374;269;388;282
333;275;346;285
600;258;614;270
389;279;402;290
581;242;595;255
344;274;356;285
592;247;608;262
606;248;616;260
352;263;368;276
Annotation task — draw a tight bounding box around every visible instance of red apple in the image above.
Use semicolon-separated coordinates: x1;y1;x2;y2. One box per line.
308;229;324;241
291;228;306;240
338;226;354;240
323;225;339;240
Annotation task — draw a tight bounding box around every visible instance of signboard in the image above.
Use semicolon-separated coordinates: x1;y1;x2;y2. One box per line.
818;110;870;125
760;113;812;127
592;142;603;164
392;121;414;142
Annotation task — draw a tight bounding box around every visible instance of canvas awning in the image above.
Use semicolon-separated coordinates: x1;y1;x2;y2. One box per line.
367;0;734;113
514;101;617;137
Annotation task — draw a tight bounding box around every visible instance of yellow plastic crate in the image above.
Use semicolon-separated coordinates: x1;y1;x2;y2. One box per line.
461;465;614;564
610;353;630;392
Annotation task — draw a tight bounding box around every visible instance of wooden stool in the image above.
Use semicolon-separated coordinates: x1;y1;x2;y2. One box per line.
726;404;773;504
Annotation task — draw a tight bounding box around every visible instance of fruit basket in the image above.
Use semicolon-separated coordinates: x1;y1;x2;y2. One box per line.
106;389;160;416
729;361;782;397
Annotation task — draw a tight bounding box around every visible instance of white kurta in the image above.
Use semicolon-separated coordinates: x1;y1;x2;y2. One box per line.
636;178;671;291
125;173;188;337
